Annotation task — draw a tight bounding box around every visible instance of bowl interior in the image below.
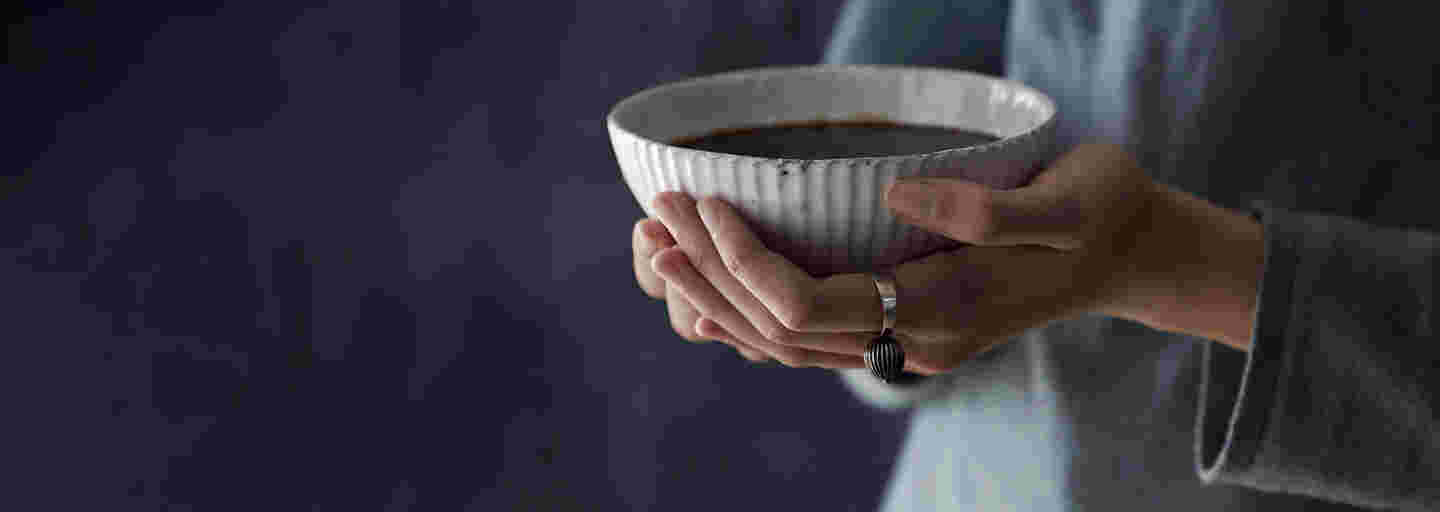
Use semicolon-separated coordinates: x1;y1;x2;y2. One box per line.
608;66;1055;150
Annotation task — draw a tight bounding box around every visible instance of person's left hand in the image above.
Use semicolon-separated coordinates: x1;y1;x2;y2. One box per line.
647;144;1248;373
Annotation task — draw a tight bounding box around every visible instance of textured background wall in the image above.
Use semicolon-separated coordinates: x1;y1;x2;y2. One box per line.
3;1;915;510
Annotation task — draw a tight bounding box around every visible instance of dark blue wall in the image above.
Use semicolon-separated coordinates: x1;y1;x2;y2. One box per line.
3;1;909;510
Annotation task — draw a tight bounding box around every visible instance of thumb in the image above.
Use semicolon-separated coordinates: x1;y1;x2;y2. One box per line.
884;176;1085;250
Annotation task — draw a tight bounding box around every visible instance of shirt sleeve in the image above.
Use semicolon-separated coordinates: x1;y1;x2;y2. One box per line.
1196;202;1440;510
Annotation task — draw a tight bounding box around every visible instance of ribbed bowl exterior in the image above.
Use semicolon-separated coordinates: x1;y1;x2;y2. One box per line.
608;66;1058;276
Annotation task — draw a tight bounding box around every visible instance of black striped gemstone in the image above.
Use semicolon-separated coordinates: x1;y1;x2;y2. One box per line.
864;335;905;383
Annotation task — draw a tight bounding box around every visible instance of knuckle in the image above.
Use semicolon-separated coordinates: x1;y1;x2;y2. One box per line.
722;248;758;281
721;253;744;279
775;299;813;332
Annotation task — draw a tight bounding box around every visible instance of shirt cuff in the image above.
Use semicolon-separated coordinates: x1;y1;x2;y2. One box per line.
1195;201;1298;482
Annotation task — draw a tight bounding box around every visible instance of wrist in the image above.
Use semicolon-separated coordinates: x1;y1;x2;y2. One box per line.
1105;183;1264;350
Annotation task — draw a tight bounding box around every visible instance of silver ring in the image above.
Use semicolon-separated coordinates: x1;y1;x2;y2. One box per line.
866;268;907;383
872;268;898;336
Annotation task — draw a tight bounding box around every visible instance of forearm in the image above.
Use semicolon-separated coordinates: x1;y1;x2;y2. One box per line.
1104;181;1265;351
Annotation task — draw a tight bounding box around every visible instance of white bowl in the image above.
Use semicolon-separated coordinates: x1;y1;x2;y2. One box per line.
607;65;1057;276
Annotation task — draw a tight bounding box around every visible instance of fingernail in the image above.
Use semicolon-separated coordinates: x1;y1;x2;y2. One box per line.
641;221;673;247
694;317;716;337
650;248;683;277
887;181;937;220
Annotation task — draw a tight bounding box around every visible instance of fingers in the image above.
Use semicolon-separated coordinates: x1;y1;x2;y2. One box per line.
672;278;781;362
653;193;791;342
660;244;869;355
884;150;1107;252
697;197;883;333
670;284;777;360
666;283;708;343
642;208;858;365
884;144;1151;250
633;218;675;299
653;194;828;358
636;218;714;346
885;176;1083;249
695;197;814;317
652;246;865;367
704;314;930;374
698;318;862;369
643;174;1105;375
697;319;769;362
889;244;1081;375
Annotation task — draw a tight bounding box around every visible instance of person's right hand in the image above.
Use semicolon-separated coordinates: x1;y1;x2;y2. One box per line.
633;217;864;367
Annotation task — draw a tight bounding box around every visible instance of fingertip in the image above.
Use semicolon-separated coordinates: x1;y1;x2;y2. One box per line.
639;218;675;247
650;246;690;277
884;180;936;221
695;317;726;339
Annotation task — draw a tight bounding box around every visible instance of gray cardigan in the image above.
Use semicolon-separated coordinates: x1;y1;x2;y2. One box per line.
828;1;1440;510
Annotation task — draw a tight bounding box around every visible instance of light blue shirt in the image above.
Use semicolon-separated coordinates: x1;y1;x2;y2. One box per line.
827;1;1440;510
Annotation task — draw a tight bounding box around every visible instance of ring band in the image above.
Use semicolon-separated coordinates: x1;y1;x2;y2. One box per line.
873;268;898;336
866;269;908;383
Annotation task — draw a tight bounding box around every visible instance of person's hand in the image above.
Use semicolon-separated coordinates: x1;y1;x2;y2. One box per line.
634;216;849;364
635;143;1264;371
632;201;871;368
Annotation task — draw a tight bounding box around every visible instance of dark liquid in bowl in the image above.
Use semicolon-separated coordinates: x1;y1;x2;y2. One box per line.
670;121;999;159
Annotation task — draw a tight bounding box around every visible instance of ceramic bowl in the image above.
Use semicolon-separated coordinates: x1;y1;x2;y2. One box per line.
607;65;1057;275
